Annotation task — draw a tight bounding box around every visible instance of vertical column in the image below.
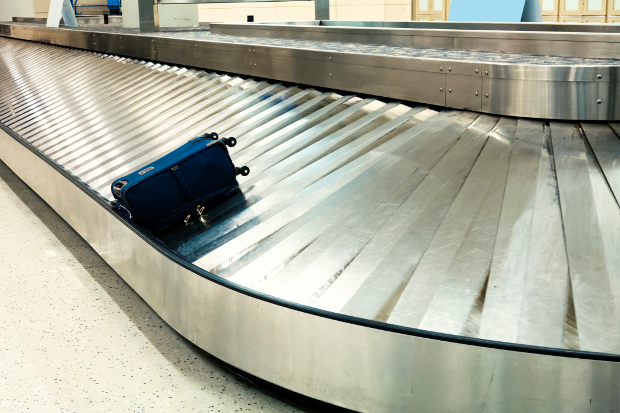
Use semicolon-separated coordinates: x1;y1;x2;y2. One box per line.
47;0;78;28
123;0;159;32
315;0;330;20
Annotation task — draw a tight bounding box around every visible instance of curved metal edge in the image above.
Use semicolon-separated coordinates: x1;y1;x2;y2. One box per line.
1;120;619;363
1;123;620;411
1;24;619;121
285;20;620;34
210;22;620;48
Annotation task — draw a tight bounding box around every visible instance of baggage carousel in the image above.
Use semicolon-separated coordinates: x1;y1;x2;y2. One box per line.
0;21;619;412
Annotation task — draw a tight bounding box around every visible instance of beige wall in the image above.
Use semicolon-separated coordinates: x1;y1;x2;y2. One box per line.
0;0;36;21
198;0;413;22
198;1;314;23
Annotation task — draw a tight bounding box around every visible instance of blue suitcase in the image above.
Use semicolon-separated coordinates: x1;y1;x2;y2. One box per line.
111;133;249;231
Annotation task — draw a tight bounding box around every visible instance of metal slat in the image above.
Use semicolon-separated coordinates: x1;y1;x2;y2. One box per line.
52;76;239;165
550;122;620;354
582;123;620;206
2;36;620;355
221;109;437;287
191;109;422;272
316;112;491;318
262;111;469;304
29;67;208;147
479;120;570;348
45;74;228;158
389;118;515;334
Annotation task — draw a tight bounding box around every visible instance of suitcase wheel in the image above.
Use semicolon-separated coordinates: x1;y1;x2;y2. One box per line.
224;137;237;148
236;166;250;177
209;132;218;140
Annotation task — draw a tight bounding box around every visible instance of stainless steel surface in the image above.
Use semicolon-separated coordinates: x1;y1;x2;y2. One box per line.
315;20;620;33
1;36;620;412
211;21;620;60
12;16;124;25
1;22;619;121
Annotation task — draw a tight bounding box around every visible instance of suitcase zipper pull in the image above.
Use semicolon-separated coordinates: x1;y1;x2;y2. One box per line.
184;215;191;224
196;205;205;216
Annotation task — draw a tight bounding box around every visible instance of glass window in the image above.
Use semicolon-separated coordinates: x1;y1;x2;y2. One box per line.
587;0;602;10
564;0;579;11
419;0;428;11
434;0;443;11
615;0;620;11
542;0;555;11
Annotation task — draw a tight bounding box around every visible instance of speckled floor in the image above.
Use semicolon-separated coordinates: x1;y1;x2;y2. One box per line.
0;160;302;413
5;22;620;66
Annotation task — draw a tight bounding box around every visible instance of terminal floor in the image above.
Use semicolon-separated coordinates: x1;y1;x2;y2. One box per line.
0;160;301;413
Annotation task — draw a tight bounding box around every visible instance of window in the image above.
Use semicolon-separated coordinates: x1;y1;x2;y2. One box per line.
563;0;579;11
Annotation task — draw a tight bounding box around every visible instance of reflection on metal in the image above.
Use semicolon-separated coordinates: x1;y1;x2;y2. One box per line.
1;23;620;121
13;16;123;26
47;0;79;28
1;35;620;412
449;0;542;22
285;20;620;32
211;21;620;59
315;0;329;21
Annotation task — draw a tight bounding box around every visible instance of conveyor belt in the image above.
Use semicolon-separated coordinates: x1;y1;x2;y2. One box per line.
1;36;620;412
2;36;620;354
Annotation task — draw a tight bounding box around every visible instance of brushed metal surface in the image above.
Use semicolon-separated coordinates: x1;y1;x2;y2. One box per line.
2;119;620;413
1;36;620;412
1;23;620;120
211;21;620;59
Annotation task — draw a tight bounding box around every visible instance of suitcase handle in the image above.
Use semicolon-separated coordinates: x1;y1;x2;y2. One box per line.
192;132;219;142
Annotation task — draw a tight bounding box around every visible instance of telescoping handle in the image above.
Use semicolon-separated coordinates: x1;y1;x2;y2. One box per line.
197;132;249;176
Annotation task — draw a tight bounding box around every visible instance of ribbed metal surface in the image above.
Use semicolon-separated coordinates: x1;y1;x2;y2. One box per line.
1;36;620;356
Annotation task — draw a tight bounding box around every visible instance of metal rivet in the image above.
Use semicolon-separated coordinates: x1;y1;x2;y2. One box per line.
330;73;332;77
597;74;602;79
485;71;488;75
475;92;479;96
597;99;602;104
439;67;443;71
440;88;443;92
475;69;479;74
329;57;332;60
485;93;489;98
448;67;452;72
448;89;452;93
